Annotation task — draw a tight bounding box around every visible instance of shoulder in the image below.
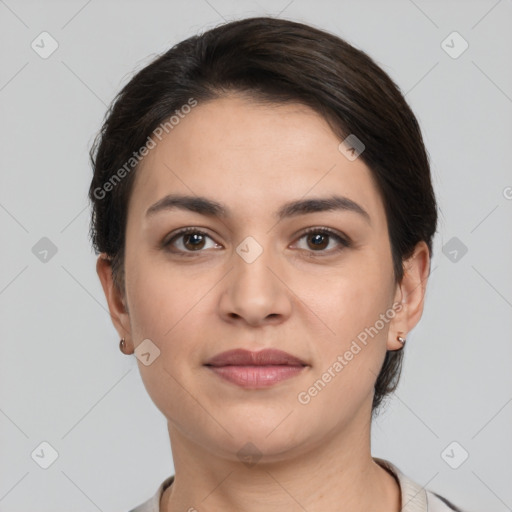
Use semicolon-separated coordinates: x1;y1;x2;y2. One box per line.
374;457;466;512
128;475;174;512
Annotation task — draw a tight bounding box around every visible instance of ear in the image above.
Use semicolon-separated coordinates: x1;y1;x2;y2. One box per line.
387;241;431;351
96;254;132;350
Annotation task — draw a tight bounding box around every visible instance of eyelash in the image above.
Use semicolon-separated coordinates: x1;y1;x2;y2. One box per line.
162;226;351;257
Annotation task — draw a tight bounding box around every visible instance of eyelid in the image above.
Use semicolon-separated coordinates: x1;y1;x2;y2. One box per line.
162;227;218;252
291;226;351;254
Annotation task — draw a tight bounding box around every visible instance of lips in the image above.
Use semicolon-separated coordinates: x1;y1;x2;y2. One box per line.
204;348;308;388
204;348;307;367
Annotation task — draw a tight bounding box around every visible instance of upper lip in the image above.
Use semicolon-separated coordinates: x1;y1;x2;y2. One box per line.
205;349;307;367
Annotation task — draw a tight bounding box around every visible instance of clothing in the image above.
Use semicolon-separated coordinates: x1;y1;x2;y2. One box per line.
129;457;464;512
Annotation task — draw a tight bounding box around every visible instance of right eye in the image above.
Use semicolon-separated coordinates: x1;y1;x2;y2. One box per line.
162;227;222;255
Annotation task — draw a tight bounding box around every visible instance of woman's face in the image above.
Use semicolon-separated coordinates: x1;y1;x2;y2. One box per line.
102;94;419;462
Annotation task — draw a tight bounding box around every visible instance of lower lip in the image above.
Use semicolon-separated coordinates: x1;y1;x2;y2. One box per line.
206;365;306;388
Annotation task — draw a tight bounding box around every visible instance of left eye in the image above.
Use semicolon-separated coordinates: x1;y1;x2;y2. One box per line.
293;228;351;254
163;227;350;255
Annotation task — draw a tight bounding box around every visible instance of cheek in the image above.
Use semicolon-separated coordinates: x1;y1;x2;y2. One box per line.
305;251;393;343
296;290;390;426
124;253;213;388
300;256;393;398
125;251;201;341
124;255;205;421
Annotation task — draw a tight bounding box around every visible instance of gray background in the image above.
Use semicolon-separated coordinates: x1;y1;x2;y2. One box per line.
1;0;511;510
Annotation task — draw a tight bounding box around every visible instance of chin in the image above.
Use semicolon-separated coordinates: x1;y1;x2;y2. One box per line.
207;423;310;462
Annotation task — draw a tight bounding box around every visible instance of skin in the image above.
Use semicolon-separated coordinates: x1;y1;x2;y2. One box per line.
97;94;430;512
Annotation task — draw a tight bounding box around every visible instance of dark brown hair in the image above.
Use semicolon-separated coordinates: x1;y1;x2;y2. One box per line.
88;16;437;414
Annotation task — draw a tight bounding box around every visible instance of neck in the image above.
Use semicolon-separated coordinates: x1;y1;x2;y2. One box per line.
160;405;401;512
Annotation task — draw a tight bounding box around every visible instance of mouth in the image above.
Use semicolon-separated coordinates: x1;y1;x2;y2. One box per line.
205;364;307;388
204;348;307;367
204;348;308;388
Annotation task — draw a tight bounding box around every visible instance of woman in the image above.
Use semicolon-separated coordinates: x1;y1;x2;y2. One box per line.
89;16;465;512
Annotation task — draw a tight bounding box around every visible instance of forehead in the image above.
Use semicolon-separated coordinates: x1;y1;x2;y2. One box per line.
128;94;385;227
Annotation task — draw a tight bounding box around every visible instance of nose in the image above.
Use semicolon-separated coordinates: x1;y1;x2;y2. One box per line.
218;240;293;327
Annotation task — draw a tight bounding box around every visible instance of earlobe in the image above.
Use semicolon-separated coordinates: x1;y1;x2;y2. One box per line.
387;291;409;351
386;241;431;351
96;254;131;343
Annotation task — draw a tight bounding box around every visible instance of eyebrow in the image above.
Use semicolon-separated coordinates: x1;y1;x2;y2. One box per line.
145;194;371;225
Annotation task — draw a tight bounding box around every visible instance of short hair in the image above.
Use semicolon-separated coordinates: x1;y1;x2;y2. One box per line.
88;16;438;414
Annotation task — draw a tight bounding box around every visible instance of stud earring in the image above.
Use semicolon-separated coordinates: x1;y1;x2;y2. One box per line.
119;338;128;354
